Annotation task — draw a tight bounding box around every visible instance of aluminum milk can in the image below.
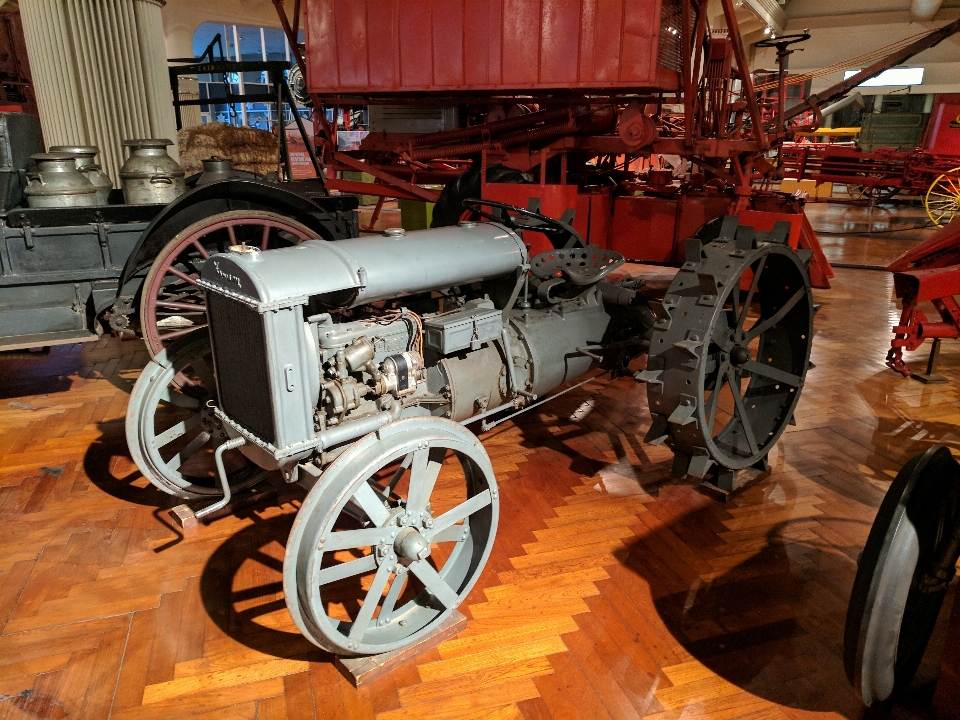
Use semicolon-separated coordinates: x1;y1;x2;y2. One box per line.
49;145;113;205
196;156;238;185
23;152;98;208
119;138;186;205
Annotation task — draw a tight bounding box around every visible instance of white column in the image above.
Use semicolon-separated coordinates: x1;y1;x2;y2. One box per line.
19;0;179;184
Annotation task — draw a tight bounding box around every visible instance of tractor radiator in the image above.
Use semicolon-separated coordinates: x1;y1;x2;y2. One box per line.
207;293;276;445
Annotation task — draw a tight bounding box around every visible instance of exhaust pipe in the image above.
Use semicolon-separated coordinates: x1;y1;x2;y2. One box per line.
821;92;865;119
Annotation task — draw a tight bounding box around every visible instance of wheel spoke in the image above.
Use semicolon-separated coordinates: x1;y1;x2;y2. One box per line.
705;361;729;434
154;413;201;449
376;452;413;500
408;559;459;608
316;554;378;586
425;490;491;540
323;527;389;552
158;324;208;342
378;572;407;624
260;224;271;250
727;367;759;456
736;261;764;333
429;525;465;544
227;225;238;246
158;387;201;410
348;561;394;641
407;447;442;514
167;267;199;286
165;430;211;472
190;240;211;259
742;359;802;387
744;288;806;342
351;481;391;527
156;300;208;312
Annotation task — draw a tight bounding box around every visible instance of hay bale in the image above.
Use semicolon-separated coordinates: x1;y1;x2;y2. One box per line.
177;123;278;176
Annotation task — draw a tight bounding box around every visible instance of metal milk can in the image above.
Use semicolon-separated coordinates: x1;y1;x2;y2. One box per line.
49;145;113;205
119;138;186;205
196;156;238;185
23;152;98;208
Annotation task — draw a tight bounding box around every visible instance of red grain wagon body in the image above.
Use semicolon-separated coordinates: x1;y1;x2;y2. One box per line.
304;0;681;100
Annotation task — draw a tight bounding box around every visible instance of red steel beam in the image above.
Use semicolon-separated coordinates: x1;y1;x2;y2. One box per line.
720;0;767;149
333;153;441;202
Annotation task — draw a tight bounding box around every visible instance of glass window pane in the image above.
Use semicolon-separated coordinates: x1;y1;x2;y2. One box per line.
263;28;287;63
193;22;225;60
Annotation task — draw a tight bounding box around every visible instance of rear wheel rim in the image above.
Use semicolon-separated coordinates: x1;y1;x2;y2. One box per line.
139;210;317;358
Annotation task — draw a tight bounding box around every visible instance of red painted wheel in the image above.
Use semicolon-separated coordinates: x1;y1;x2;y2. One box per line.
140;210;318;359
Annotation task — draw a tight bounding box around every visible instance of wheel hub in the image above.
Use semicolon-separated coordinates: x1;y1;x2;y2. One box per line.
395;527;431;561
730;345;751;366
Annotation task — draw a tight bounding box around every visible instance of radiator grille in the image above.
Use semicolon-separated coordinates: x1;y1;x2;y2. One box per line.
207;293;276;445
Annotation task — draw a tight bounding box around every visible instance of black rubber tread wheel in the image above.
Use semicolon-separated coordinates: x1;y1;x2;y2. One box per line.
430;164;531;228
844;445;960;706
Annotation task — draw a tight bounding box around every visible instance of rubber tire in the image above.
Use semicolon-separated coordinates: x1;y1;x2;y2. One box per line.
844;445;960;706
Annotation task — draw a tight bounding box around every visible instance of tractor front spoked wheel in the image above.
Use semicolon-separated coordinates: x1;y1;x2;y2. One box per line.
140;210;318;359
284;417;498;656
125;334;269;499
844;446;960;706
642;223;814;486
924;167;960;228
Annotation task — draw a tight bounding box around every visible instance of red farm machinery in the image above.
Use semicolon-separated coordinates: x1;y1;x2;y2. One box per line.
269;1;960;294
780;93;960;225
271;0;847;284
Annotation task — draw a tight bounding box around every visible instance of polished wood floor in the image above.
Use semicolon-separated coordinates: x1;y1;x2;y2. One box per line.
1;201;958;719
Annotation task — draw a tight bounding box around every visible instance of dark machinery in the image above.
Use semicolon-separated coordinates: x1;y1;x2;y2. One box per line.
845;446;960;705
126;203;814;655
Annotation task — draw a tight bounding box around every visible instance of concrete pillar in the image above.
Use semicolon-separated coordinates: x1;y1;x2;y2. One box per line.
18;0;179;185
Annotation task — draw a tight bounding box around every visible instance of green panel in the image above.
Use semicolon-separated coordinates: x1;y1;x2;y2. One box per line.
398;199;436;231
859;113;926;152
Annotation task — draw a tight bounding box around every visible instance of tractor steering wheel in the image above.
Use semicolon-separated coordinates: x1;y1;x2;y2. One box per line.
755;32;811;50
461;198;586;249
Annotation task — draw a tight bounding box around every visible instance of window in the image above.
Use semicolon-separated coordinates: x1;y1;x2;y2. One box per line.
190;22;308;129
843;67;924;88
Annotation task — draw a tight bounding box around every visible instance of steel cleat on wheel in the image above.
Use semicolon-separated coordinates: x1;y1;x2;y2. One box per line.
284;417;498;657
639;216;815;493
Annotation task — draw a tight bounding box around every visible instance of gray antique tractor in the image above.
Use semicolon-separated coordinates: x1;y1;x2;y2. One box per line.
126;201;814;657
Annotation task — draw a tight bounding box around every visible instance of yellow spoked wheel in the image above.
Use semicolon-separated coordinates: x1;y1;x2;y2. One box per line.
925;167;960;227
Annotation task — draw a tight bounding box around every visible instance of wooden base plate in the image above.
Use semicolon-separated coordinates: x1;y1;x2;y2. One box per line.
335;611;467;688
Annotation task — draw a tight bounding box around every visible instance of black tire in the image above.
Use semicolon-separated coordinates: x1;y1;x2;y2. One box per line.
844;445;960;705
430;164;531;228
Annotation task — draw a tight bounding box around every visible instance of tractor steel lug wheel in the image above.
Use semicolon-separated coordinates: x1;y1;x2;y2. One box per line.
284;417;498;656
140;210;318;359
924;167;960;228
640;223;814;485
844;446;960;706
126;334;269;499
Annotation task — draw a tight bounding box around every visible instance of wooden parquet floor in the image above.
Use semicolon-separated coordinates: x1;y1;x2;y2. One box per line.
3;218;959;719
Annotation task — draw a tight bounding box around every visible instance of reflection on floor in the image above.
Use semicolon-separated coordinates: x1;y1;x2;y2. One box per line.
806;200;936;269
1;201;958;720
